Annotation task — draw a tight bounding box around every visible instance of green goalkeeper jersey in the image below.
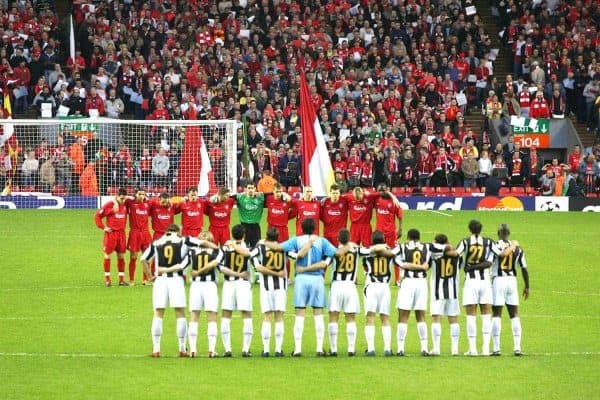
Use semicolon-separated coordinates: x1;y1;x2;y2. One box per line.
236;193;265;224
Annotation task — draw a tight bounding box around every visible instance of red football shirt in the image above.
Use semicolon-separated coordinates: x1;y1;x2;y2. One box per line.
95;201;127;231
205;198;235;228
374;197;403;233
292;199;321;235
321;198;349;236
266;196;293;227
149;199;176;234
345;191;377;224
125;198;150;231
176;199;205;231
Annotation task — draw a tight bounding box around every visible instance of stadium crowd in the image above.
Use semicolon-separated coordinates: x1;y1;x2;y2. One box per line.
0;0;599;196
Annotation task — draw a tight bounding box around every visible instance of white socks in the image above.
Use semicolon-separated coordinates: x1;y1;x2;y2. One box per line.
466;315;477;354
314;315;325;353
221;318;231;352
417;322;428;353
151;317;163;353
188;321;198;354
450;323;460;355
176;318;187;352
261;321;272;353
431;322;442;354
481;314;491;355
274;321;284;353
511;317;522;352
293;316;304;354
396;323;407;353
382;325;391;352
207;321;217;354
242;318;253;353
492;317;502;352
347;322;357;354
365;325;375;352
328;322;338;354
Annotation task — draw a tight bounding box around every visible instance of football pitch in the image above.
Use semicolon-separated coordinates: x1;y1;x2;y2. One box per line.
1;209;598;399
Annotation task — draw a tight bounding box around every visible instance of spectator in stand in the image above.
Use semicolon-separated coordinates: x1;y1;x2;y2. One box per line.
85;87;105;116
39;157;55;193
478;150;493;188
461;152;479;189
152;148;170;189
21;150;39;189
568;145;583;173
67;87;86;116
277;148;300;188
33;86;56;117
55;151;74;194
579;155;600;194
529;92;550;119
583;78;599;132
13;59;31;114
539;169;556;196
549;88;566;119
105;89;125;119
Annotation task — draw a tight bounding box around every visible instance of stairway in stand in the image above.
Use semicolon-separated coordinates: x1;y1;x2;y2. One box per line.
474;0;597;148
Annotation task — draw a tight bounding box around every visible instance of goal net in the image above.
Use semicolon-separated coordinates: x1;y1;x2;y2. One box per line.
0;118;238;208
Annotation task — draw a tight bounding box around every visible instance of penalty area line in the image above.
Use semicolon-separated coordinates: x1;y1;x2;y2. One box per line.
428;210;453;217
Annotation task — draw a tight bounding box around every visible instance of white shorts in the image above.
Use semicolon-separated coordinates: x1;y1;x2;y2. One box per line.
153;276;186;309
259;287;287;313
430;299;460;316
329;281;360;314
396;278;428;311
189;280;219;312
493;276;519;306
462;279;493;306
221;280;253;312
364;282;391;315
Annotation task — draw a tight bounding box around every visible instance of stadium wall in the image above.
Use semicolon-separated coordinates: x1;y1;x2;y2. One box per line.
1;194;598;212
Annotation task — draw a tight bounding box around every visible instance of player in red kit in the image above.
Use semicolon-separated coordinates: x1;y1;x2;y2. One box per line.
320;184;349;246
291;186;321;236
175;187;205;237
125;188;152;285
205;187;236;245
95;188;128;287
149;192;176;240
374;184;404;284
265;183;293;241
344;186;379;246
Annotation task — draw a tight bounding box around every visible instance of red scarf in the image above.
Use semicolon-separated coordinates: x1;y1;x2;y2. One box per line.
435;154;448;171
389;158;398;173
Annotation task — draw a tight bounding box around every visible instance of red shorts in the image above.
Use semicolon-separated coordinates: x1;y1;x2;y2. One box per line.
324;233;339;247
152;231;165;241
210;225;230;246
350;223;372;246
127;230;152;252
268;225;289;242
103;230;127;254
383;230;398;248
182;228;201;238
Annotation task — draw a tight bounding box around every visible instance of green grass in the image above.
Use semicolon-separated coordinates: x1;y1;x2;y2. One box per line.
1;210;599;399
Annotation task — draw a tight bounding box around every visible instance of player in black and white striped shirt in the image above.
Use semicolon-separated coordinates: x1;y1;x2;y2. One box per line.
141;224;189;358
362;231;401;356
429;234;461;356
491;224;529;356
252;228;290;357
327;229;361;356
219;224;256;357
455;220;497;356
187;231;223;358
394;229;431;356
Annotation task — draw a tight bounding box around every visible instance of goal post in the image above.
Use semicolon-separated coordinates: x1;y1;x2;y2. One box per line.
0;118;238;206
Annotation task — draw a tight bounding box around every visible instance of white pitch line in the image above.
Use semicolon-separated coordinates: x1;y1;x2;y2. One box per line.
1;285;101;292
523;314;600;320
0;316;128;320
428;210;453;217
0;351;598;359
550;291;600;297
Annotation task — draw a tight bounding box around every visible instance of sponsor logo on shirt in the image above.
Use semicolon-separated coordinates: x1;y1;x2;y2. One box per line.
353;205;367;212
115;213;126;218
187;211;200;216
215;212;227;218
272;209;285;215
135;209;147;215
158;214;171;219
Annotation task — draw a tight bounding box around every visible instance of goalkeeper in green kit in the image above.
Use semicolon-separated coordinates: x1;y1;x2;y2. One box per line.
236;182;265;248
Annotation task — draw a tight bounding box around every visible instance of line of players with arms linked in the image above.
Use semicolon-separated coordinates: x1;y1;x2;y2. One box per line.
95;183;529;358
